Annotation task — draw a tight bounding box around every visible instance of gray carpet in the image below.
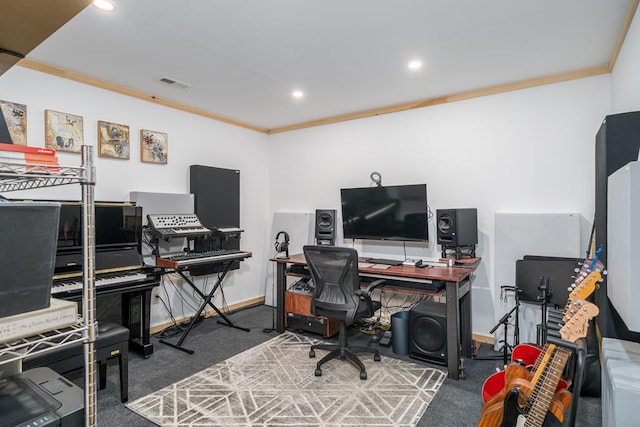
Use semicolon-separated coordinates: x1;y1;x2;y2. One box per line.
90;304;601;426
126;332;445;426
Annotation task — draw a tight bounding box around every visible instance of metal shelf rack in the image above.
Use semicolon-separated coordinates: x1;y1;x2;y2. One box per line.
0;146;97;427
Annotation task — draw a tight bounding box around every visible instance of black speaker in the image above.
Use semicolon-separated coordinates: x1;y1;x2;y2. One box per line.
409;301;447;364
436;208;478;246
315;209;336;244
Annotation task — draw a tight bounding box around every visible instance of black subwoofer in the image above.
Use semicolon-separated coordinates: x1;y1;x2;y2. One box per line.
409;301;447;365
315;209;336;244
436;208;478;246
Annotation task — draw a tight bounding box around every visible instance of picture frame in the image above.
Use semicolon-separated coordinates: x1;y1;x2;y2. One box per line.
140;129;168;164
44;110;84;153
97;120;130;159
0;99;27;145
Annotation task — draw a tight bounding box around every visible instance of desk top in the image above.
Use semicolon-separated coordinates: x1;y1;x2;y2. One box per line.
272;253;480;284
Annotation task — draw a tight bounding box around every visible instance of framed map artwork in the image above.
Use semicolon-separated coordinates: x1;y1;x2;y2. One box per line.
44;110;84;153
97;120;130;159
140;129;168;164
0;100;27;145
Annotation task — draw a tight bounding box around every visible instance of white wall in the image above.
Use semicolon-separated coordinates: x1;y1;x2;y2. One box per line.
611;9;640;113
267;75;611;336
0;67;271;328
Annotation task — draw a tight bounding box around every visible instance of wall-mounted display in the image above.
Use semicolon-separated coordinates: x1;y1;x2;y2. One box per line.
0;99;27;145
98;120;130;159
140;129;167;164
45;110;84;153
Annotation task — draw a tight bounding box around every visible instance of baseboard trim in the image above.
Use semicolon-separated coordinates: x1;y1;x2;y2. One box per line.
150;296;265;335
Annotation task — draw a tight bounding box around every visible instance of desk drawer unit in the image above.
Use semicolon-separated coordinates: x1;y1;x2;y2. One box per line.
284;291;339;337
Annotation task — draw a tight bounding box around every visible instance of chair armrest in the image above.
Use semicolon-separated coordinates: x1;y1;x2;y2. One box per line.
361;279;386;295
355;279;385;313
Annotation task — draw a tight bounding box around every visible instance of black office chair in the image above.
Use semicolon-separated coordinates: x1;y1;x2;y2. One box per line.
303;245;384;380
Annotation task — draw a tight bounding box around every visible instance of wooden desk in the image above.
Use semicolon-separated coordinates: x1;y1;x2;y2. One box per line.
271;253;479;380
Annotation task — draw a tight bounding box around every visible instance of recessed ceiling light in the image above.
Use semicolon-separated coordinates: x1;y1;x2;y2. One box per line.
93;0;116;12
292;90;304;99
408;60;423;70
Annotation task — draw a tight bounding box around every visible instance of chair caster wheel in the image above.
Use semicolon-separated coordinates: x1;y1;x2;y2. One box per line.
360;371;367;380
309;350;315;358
374;354;381;362
315;368;322;377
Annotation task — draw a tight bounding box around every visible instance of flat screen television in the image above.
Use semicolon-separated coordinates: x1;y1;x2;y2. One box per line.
340;184;428;242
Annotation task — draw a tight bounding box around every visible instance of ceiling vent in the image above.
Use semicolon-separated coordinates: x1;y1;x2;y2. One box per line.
154;76;193;90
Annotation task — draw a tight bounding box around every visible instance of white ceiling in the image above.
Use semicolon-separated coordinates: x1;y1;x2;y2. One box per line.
24;0;635;131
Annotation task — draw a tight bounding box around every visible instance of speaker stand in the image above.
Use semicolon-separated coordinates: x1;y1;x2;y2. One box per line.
441;244;476;260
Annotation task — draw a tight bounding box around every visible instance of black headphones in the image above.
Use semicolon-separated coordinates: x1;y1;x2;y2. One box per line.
275;231;290;257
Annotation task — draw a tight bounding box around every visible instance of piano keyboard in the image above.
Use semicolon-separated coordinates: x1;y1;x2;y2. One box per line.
51;271;150;295
155;249;252;268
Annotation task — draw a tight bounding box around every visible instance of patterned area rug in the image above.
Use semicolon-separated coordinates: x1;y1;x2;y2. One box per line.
126;332;445;426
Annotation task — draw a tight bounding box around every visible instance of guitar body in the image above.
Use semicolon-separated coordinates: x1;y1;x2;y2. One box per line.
511;343;543;366
500;387;566;427
482;370;570;404
481;363;531;414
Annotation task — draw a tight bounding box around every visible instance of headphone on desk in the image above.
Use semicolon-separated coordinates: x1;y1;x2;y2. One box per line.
274;231;290;257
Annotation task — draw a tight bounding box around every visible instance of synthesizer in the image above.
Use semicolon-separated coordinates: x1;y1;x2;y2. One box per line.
155;249;252;269
147;214;211;240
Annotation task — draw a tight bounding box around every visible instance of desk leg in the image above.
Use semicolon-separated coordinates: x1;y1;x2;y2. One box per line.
445;280;461;380
276;261;286;333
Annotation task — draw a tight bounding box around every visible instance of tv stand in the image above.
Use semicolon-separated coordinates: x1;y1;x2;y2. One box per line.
366;258;403;266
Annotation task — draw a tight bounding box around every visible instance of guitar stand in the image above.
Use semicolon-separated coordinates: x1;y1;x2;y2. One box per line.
545;334;587;427
159;260;250;354
536;277;552;345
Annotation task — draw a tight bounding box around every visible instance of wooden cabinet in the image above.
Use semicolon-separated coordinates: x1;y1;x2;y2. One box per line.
284;291;339;338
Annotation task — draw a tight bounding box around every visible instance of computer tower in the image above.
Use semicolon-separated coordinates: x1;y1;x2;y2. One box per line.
436;208;478;246
409;301;447;365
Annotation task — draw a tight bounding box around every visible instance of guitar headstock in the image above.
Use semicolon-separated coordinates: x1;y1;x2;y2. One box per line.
560;299;599;343
568;270;602;301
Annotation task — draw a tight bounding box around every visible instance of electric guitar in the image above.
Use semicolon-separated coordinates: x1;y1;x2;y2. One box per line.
480;267;602;405
499;299;599;427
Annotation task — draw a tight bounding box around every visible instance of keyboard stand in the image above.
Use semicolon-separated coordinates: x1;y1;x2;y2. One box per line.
159;260;250;354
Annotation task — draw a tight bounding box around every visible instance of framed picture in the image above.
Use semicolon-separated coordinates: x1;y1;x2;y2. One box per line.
140;129;168;164
97;120;130;159
0;99;27;145
44;110;84;153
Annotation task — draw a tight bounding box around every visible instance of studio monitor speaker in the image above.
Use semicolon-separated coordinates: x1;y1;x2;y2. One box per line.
315;209;336;244
436;208;478;246
409;301;447;364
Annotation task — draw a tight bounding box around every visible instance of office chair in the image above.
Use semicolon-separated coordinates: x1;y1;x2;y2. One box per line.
303;245;384;380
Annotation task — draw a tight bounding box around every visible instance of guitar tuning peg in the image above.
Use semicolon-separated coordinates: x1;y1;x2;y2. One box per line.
602;269;608;275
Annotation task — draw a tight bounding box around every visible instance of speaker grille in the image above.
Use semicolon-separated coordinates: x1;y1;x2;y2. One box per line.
409;301;447;364
315;209;336;242
411;316;446;352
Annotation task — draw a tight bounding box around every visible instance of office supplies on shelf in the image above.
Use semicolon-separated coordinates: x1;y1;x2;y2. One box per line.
0;299;78;344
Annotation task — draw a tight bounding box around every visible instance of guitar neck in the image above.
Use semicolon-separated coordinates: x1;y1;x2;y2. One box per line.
524;347;571;427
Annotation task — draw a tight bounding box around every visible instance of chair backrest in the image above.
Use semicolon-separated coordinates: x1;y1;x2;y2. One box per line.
303;245;361;324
